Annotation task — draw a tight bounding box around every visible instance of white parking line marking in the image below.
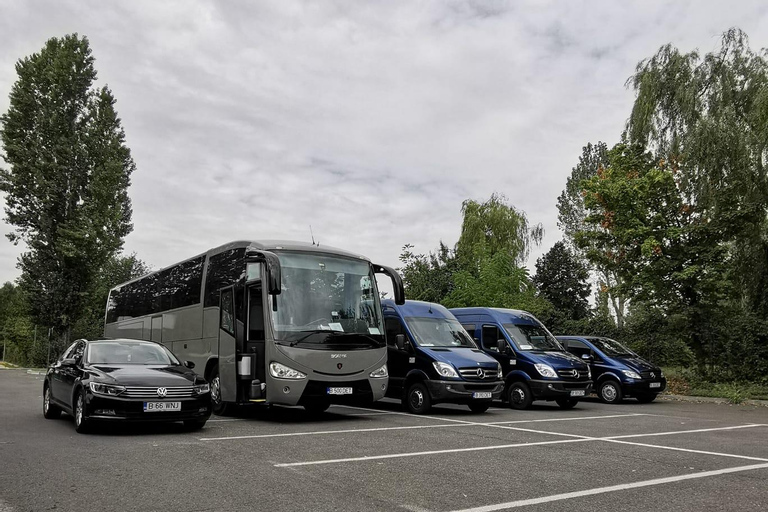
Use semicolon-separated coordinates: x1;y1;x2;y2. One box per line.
446;463;768;512
605;423;766;439
604;439;768;462
487;413;650;425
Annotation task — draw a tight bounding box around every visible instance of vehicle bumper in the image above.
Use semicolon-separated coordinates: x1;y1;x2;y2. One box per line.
528;379;593;400
622;377;667;396
85;394;212;422
292;378;387;406
425;379;504;404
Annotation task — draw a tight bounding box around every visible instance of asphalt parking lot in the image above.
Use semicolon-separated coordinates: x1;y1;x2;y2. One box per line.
1;369;767;512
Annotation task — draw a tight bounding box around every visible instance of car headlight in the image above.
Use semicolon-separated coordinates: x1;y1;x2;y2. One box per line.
89;382;125;396
269;362;307;380
496;362;503;377
622;369;642;380
369;364;388;378
193;383;210;395
534;364;557;378
432;361;459;378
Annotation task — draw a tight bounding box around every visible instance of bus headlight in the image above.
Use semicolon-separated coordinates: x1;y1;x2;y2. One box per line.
269;362;307;380
369;365;388;378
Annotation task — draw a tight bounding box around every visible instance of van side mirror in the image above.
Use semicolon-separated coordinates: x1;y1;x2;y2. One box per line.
395;334;406;351
497;339;507;353
581;353;593;362
184;360;195;369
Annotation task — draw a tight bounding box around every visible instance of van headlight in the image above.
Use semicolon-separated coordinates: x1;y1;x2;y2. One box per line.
369;365;388;378
621;369;641;380
269;362;306;380
89;382;125;396
534;364;557;378
587;367;592;379
496;362;503;377
432;362;459;378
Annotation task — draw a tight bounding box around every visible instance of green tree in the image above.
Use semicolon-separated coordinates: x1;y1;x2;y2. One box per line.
533;241;591;321
0;34;135;349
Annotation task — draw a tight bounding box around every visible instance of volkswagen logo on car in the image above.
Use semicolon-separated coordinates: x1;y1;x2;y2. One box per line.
156;387;167;398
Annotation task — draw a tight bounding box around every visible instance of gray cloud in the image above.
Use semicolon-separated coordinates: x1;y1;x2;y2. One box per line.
2;0;768;288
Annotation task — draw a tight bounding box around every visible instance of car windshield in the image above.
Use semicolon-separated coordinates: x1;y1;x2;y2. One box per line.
591;337;635;357
404;318;477;348
503;323;564;351
87;341;180;365
272;252;384;347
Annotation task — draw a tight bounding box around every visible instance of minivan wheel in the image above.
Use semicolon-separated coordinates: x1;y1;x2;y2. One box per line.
209;364;229;416
405;382;432;414
636;393;657;404
507;382;533;410
468;402;490;413
74;389;91;434
599;380;623;404
43;384;61;419
555;398;578;410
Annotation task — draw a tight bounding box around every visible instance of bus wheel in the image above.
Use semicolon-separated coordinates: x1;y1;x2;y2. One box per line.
304;401;331;414
209;365;228;416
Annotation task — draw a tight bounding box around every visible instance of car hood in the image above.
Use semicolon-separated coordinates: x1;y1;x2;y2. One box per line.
420;347;498;368
87;365;201;386
525;350;589;370
612;355;659;374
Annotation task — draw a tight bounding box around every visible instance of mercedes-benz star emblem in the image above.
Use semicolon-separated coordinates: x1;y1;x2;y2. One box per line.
476;368;485;379
650;372;655;379
571;369;578;378
156;387;167;398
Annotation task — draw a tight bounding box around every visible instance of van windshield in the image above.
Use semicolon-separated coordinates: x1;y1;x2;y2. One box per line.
405;318;477;348
591;338;634;357
503;324;563;352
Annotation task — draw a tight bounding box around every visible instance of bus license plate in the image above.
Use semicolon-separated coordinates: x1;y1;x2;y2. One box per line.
327;387;353;395
649;382;661;388
570;390;586;397
472;392;492;399
143;402;181;412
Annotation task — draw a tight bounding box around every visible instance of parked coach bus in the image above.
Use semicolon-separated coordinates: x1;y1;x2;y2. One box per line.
104;240;405;414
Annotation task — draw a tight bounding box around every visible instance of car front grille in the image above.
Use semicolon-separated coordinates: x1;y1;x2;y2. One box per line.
556;369;590;380
120;386;195;399
458;367;499;381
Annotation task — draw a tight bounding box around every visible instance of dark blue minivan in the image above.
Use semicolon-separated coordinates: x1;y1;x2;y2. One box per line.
558;336;667;404
381;300;504;414
450;308;592;410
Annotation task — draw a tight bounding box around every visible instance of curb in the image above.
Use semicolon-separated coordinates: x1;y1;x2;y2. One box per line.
661;394;768;407
25;369;46;375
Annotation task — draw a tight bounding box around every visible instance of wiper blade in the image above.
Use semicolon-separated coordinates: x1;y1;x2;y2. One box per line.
288;330;334;347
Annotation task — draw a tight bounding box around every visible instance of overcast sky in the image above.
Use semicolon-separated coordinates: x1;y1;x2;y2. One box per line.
2;0;768;288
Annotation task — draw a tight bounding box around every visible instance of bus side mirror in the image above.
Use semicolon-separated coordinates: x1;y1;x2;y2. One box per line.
374;264;405;305
395;334;406;351
246;248;282;295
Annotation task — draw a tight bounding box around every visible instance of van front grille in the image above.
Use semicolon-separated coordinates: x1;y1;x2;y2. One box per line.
458;367;499;381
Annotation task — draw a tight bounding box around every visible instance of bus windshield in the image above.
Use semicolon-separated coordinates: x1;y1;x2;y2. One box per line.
272;252;384;347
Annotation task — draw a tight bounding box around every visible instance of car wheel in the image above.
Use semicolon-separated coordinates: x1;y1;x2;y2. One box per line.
468;402;490;413
599;380;623;404
303;401;331;414
636;393;658;404
507;381;533;410
209;364;229;416
183;419;208;431
73;389;91;434
555;398;578;410
405;382;432;414
43;384;61;419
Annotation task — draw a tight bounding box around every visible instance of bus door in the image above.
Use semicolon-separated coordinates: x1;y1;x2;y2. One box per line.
218;286;237;402
246;282;266;398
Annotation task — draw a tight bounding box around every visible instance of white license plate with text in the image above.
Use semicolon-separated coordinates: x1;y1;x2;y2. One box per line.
327;387;353;395
472;392;492;399
570;390;586;397
649;382;662;388
143;402;181;412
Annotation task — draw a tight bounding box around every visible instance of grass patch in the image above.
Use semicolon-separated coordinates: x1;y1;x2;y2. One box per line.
0;361;19;368
663;367;768;403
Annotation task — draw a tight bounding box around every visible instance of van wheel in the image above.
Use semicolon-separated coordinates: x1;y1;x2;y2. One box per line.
507;382;533;410
555;398;578;410
43;384;61;419
636;393;657;404
599;380;623;404
468;402;490;413
209;364;229;416
405;383;432;414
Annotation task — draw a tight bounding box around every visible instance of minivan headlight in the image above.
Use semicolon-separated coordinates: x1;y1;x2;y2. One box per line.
622;369;642;380
587;366;592;379
269;362;307;380
89;382;125;396
496;362;503;377
534;364;557;378
432;362;459;378
369;365;388;378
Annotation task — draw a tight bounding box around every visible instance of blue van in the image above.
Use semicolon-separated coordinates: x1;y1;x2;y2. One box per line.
558;336;667;404
450;308;592;410
381;300;504;414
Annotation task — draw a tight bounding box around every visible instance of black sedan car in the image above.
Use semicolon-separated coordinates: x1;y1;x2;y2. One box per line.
43;338;211;433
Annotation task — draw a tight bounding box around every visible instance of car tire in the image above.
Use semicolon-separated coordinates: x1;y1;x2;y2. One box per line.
405;382;432;414
73;389;91;434
208;364;229;416
555;398;579;410
636;393;658;404
43;384;61;419
468;402;490;413
507;381;533;410
183;419;208;431
599;380;623;404
303;401;331;414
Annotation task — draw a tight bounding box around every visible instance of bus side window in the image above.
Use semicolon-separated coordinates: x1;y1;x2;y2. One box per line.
220;290;235;335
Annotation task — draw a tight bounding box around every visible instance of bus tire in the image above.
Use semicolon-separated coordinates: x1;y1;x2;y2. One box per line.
208;364;229;416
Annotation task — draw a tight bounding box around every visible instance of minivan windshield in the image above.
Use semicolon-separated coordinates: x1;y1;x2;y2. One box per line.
503;324;564;352
591;337;634;357
405;318;477;348
87;341;180;365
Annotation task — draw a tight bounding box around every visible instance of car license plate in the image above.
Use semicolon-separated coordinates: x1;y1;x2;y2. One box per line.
570;390;586;397
327;387;353;395
143;402;181;412
649;382;661;388
472;392;492;399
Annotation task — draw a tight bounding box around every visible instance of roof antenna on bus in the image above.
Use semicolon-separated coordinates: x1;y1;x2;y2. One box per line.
309;225;318;246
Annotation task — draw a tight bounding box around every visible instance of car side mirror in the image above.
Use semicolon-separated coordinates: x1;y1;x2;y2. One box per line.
581;353;593;361
395;334;406;351
62;358;77;366
184;360;195;369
